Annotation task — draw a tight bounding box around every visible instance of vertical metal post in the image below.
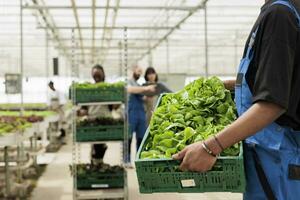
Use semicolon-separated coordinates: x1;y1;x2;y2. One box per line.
71;28;77;200
18;1;24;189
78;142;81;165
123;27;129;200
123;27;128;164
71;29;76;78
204;4;209;78
76;41;80;78
118;41;123;77
46;30;49;95
4;147;10;197
33;132;38;167
20;0;24;116
166;11;170;74
17;145;22;183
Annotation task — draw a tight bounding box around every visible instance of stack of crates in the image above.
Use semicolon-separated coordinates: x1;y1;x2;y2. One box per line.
72;83;126;190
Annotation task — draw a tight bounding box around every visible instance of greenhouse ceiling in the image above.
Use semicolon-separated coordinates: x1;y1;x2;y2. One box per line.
0;0;264;77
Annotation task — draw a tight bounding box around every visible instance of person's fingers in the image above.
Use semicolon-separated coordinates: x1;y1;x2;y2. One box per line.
179;160;188;171
172;153;180;160
179;154;190;171
172;148;188;160
150;85;156;91
146;85;155;92
179;164;188;172
189;166;197;172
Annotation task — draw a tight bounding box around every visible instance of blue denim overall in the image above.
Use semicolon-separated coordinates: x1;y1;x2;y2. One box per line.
235;1;300;199
128;93;147;143
126;93;147;162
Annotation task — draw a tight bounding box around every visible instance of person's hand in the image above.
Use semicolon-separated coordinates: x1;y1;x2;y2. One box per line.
144;85;156;93
77;109;88;117
223;79;235;91
172;141;217;172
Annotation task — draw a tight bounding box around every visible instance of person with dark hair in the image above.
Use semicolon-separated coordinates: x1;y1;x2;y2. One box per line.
143;67;172;125
90;65;109;164
144;67;158;82
87;64;111;119
91;64;105;83
78;64;120;165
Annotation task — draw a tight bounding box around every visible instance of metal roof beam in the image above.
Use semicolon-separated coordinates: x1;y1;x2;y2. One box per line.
98;0;110;62
70;0;84;61
30;0;69;58
38;26;173;30
60;44;245;49
1;44;245;48
23;5;261;10
23;5;199;11
61;46;148;50
137;0;209;61
74;52;140;55
49;38;162;41
1;13;259;18
99;0;121;63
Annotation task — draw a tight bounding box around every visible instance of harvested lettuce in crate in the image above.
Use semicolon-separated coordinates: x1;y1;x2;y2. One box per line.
141;76;239;159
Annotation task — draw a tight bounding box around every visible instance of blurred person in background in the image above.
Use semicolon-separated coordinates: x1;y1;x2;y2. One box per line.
78;64;122;165
143;67;172;125
173;0;300;199
48;81;67;144
125;65;156;167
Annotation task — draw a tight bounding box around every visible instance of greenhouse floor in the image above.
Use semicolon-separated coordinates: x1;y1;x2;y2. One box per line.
30;136;243;200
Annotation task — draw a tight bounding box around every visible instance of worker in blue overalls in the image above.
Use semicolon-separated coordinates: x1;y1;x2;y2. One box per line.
125;65;156;167
173;0;300;199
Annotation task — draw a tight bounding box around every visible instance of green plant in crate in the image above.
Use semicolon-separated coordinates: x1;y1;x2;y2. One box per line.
77;117;124;127
76;116;125;142
70;163;124;175
73;81;125;90
141;77;239;160
70;81;125;103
